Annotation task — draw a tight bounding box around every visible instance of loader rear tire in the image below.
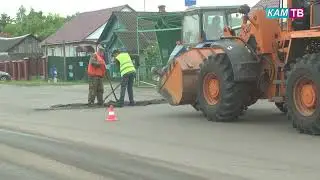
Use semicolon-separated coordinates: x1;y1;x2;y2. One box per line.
197;53;249;122
286;53;320;135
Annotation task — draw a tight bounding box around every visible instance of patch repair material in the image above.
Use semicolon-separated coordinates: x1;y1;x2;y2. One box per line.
34;99;168;111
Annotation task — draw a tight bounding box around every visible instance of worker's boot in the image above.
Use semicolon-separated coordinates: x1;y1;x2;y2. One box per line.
97;98;104;106
240;106;248;115
114;100;124;108
88;102;95;107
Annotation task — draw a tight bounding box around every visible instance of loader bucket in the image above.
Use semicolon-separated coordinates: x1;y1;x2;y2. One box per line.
157;48;222;106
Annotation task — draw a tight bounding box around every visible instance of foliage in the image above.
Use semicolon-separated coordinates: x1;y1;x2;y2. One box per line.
0;5;79;40
143;42;162;67
0;13;13;32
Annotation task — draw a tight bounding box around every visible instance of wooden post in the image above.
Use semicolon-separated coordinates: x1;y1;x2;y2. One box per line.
12;61;16;80
17;61;21;80
63;41;67;81
23;58;29;80
45;41;48;57
4;61;8;72
24;60;28;80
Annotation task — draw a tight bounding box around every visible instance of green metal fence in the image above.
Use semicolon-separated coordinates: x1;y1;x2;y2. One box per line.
47;56;90;81
47;55;167;85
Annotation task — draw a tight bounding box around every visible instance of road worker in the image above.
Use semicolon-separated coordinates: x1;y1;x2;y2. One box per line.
87;45;106;106
112;49;136;107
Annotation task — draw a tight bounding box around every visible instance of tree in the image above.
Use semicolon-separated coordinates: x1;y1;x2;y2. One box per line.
1;5;74;40
66;12;79;21
15;5;27;24
143;42;162;67
143;42;162;81
0;13;12;32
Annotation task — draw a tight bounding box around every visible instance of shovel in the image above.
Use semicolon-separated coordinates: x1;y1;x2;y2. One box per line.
104;67;120;102
104;83;121;103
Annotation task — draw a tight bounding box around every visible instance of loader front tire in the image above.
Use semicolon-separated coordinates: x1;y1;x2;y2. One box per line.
198;53;249;122
286;53;320;135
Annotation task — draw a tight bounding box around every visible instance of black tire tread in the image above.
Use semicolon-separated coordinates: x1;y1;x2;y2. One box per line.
286;53;320;135
198;52;249;122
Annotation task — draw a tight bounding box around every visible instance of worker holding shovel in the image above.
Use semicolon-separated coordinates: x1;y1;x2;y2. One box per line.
87;45;106;106
111;49;136;107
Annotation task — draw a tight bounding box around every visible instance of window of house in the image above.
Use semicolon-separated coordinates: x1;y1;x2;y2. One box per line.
50;48;55;56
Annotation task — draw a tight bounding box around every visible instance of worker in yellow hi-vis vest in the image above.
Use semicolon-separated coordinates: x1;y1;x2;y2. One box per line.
112;49;136;107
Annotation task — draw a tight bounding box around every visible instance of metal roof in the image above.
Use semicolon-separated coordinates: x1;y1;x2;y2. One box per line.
0;34;35;52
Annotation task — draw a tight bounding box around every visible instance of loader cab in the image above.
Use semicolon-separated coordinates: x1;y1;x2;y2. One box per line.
182;6;243;46
288;0;320;30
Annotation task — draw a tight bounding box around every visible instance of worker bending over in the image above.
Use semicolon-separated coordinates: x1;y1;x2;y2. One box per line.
112;49;136;107
87;45;106;106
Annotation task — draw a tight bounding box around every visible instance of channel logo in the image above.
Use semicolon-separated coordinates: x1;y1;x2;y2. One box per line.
266;8;304;19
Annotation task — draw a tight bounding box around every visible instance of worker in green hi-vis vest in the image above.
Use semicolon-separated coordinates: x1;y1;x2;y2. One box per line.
112;49;136;107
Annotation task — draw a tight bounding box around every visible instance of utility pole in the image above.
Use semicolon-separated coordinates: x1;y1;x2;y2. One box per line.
63;40;67;81
144;0;146;11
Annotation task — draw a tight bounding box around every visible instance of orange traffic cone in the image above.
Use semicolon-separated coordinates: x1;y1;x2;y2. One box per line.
106;105;118;122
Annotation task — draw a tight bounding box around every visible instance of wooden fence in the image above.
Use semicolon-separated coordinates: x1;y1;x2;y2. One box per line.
0;57;47;80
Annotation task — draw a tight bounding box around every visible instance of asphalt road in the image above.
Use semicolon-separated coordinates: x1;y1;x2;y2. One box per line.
0;128;211;180
1;84;320;180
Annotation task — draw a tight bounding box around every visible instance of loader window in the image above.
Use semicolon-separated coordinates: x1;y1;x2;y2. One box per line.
203;11;226;40
182;14;200;44
312;2;320;27
228;13;242;27
228;13;243;36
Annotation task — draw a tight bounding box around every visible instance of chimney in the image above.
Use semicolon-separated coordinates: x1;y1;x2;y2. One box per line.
158;5;166;12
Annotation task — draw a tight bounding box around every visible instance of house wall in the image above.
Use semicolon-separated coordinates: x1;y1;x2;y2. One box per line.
9;36;42;54
86;23;107;40
105;21;122;44
46;43;95;57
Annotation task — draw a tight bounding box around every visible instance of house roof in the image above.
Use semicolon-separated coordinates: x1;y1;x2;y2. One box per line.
115;31;157;54
0;34;35;52
43;4;134;45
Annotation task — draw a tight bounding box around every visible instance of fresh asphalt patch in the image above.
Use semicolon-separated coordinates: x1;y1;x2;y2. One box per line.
33;99;168;111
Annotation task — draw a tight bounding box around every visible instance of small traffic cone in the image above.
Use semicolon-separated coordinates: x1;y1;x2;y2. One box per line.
106;105;118;122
